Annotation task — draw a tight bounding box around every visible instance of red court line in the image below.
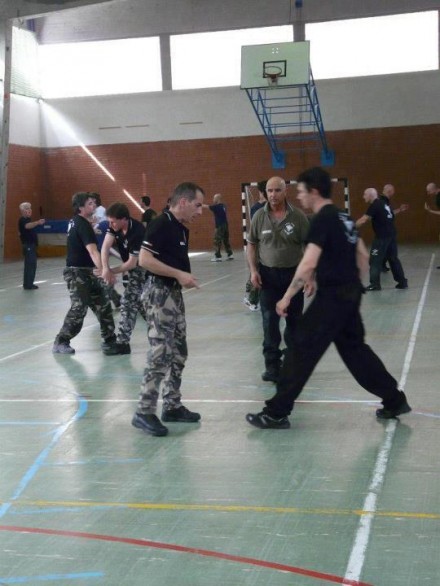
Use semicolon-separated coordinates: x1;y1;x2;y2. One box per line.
0;525;373;586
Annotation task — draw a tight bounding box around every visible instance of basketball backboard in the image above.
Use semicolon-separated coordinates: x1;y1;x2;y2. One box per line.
241;41;310;89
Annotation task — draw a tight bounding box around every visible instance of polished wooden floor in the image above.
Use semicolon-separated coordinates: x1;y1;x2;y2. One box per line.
0;246;438;586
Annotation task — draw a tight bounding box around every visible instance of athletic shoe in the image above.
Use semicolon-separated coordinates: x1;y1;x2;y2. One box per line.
246;411;290;429
52;342;75;355
376;397;412;419
103;342;131;356
211;256;222;262
395;281;408;289
161;405;201;422
131;413;168;436
248;303;259;312
227;254;234;260
261;369;279;383
366;284;381;291
24;285;39;290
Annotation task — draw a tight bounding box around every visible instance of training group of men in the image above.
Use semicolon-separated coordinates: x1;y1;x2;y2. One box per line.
26;166;416;437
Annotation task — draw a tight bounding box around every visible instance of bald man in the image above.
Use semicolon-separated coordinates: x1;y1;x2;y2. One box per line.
247;176;309;382
380;184;408;273
356;188;407;291
204;193;234;261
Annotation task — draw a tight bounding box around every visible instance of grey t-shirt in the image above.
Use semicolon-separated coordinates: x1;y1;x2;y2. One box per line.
248;202;309;268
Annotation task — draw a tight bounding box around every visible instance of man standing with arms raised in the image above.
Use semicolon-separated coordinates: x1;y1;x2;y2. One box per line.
247;176;309;383
132;182;204;437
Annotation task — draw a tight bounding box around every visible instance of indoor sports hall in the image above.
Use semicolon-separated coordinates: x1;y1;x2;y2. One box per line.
1;1;440;585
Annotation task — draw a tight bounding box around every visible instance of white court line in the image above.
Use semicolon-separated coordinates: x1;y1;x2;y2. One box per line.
0;399;376;404
343;253;434;585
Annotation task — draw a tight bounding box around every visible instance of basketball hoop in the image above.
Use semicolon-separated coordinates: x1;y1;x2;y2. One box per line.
263;65;282;87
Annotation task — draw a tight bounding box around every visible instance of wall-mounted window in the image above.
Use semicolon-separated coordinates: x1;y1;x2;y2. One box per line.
171;26;293;90
306;11;438;80
39;37;162;98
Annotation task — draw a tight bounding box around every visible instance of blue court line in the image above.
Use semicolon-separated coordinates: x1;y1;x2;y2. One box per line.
0;572;103;583
0;396;88;519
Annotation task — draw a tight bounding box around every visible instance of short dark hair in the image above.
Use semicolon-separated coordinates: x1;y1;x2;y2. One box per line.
141;196;151;206
296;167;332;199
169;182;204;206
72;192;94;214
257;180;267;196
88;192;101;206
106;202;130;220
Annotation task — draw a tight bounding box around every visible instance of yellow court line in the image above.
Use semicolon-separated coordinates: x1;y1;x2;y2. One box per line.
10;500;440;520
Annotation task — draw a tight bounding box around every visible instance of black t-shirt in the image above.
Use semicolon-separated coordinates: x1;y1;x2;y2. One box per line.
366;198;394;238
18;217;38;245
107;218;145;263
66;215;97;267
142;211;190;274
141;208;157;226
307;204;360;288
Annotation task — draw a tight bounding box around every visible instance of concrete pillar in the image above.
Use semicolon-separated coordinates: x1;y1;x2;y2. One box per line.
0;18;12;262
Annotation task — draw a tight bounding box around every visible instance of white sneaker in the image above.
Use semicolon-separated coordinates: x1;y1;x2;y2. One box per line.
227;254;234;260
211;256;222;262
248;303;260;312
243;297;251;307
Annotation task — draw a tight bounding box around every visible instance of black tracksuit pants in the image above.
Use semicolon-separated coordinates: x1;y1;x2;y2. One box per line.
264;283;404;418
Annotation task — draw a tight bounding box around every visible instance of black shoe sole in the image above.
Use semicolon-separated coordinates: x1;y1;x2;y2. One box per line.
376;403;412;420
131;416;168;436
161;414;201;423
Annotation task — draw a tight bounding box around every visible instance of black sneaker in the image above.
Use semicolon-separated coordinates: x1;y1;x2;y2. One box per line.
161;405;201;422
395;281;408;289
103;342;131;356
261;370;279;383
246;411;290;429
366;284;381;291
131;413;168;436
376;397;412;420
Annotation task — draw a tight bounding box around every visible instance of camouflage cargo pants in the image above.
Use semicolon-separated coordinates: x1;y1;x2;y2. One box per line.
137;277;187;414
213;224;233;258
116;266;147;344
55;267;115;344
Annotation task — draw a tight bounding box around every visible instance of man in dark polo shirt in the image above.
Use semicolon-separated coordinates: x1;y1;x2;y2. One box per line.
247;176;309;383
356;187;407;291
18;202;45;290
52;192;116;355
246;167;411;429
101;202;148;355
132;182;204;437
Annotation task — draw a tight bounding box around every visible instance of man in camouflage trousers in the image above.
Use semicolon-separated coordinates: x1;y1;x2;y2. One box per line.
132;182;205;437
52;192;116;355
100;202;148;355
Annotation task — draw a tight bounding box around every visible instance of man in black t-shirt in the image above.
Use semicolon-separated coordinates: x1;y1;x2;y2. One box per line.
18;202;45;290
52;192;116;355
132;182;205;437
356;188;407;291
246;167;411;429
140;196;157;227
101;202;148;355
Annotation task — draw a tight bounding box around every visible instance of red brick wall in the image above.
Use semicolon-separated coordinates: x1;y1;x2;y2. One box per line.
5;145;45;259
5;124;440;259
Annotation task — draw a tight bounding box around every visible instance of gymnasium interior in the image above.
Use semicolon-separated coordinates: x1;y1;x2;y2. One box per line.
0;1;439;585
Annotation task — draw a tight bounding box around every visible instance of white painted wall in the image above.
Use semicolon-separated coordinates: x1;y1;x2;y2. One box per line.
9;69;440;148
